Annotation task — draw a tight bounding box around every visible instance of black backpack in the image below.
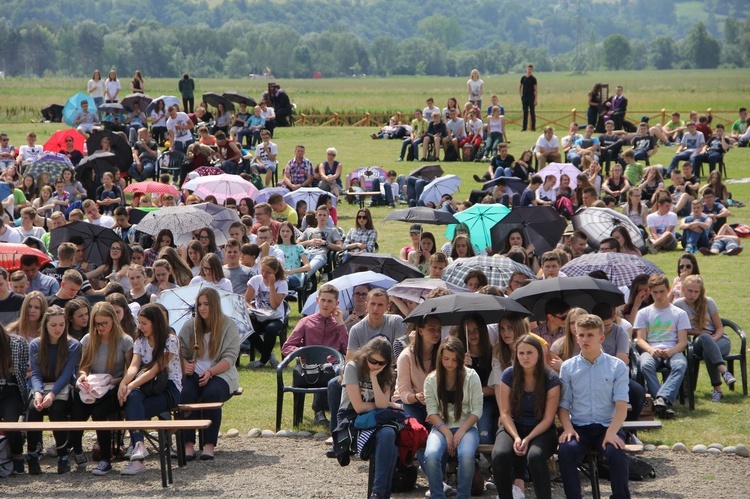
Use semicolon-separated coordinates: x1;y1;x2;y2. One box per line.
598;454;656;481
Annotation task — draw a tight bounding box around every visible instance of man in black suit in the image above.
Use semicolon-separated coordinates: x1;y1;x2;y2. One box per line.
606;85;628;130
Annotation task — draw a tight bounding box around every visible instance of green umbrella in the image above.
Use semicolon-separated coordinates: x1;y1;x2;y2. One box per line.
444;203;510;253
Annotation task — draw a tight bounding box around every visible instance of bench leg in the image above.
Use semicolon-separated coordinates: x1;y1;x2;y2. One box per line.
588;453;601;499
158;429;168;487
198;410;205;451
172;411;187;467
367;456;375;498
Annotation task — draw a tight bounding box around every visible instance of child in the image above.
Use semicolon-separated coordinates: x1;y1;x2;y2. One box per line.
558;314;630;499
634;274;690;418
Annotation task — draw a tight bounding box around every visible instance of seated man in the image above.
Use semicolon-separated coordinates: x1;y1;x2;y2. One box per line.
298;205;343;280
621;149;644;188
214;131;242;175
72;100;101;134
667;121;705;176
129;127;158;182
268;193;298;226
634;274;690;419
568;230;588;258
124;102;147;144
558;314;631;499
252;130;278;187
251;203;282;240
666;169;694;217
679;199;712;254
567;124;600;167
0;133;16;170
701;187;730;232
646;195;678;252
371;116;408;140
232;102;253;147
560;122;583;162
629;121;658;164
422;111;446;161
246;105;266;149
20;254;59;297
492;179;520;209
729;107;747;145
604;85;628;130
283;145;314;191
661;111;686;144
281;283;348;426
532;296;570;345
598;120;624;175
398;109;428;162
519;175;544;207
692;124;731;175
442;108;466;159
681;162;701;193
534;126;561;169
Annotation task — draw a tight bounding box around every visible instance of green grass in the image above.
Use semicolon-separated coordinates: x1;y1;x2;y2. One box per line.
2;73;750;446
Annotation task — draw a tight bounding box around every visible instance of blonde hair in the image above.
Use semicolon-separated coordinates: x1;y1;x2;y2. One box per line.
81;302;129;375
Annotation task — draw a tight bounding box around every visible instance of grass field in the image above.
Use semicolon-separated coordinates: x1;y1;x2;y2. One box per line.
1;72;749;446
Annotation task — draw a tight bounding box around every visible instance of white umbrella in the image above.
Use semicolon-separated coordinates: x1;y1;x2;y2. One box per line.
156;283;253;345
536;163;582;189
145;95;180;115
419;174;462;207
301;271;396;316
255;186;290;204
174;203;240;247
572;207;645;250
183;174;259;203
283;187;338;210
136;205;214;238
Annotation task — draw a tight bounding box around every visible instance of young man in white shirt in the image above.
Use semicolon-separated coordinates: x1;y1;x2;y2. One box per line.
252;130;278;187
82;199;115;228
534;126;561;169
646;195;678;252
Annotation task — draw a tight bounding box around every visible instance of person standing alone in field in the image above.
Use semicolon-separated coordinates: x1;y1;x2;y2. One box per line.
519;64;538;132
179;73;195;114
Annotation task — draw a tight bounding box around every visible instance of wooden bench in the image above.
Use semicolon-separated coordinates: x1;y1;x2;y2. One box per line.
0;419;210;487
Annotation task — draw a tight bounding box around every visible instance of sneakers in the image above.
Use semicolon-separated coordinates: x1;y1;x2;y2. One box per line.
699;247;712;256
12;458;25;475
726;246;743;256
57;456;71;474
268;354;280;369
129;442;149;461
247;360;264;369
314;410;329;426
645;239;658;255
396;157;403;162
512;484;526;499
26;454;41;475
124;442;134;459
485;480;496;490
723;370;737;387
425;482;455;498
73;451;88;471
653;396;668;417
121;461;146;475
686;244;696;254
473;174;483;183
711;390;723;402
92;460;112;476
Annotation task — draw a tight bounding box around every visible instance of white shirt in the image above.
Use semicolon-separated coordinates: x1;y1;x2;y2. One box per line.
260;107;275;120
256;141;278;169
88;79;104;99
87;215;115;228
0;226;21;243
646;211;677;236
167;112;193;144
105;80;121;100
536;134;559;151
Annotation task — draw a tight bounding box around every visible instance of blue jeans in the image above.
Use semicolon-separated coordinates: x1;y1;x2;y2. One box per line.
174;138;194;155
327;377;342;434
633;149;649;162
711;238;741;254
492;166;513;179
236;127;253;147
424;427;479;499
639;351;688;404
558;424;630;499
668;150;695;175
692;334;731;387
406;177;427;207
477;397;497;445
180;373;231;445
485;132;504;158
220;160;239;174
371;427;398;498
94;96;104;120
683;229;710;250
129;160;155;182
125;380;181;444
692;151;723;174
288;275;301;289
306;253;327;280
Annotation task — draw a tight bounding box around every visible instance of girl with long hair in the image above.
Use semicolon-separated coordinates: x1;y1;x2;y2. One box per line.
549;307;586;373
69;302;133;476
229;221;250;245
424;336;482;499
27;306;82;475
149;98;167;146
277;221;310;290
158;246;194;286
602;163;630;205
0;323;30;474
587;83;603;127
340;336;400;499
184;240;207;277
178;288;240;460
623;274;653;327
196;227;223;262
118;304;182;475
491;335;561;499
610;226;641;256
144;229;174;267
245;256;288;369
408;231;436;275
87;239;132;293
127;264;155;306
574;172;593;209
454;314;496;445
65;298;91;341
341;208;377;263
669;253;700;302
638;167;664;208
7;291;47;343
106;293;138;339
622;187;648;234
238;197;255;218
146;259;179;296
190;254;232;292
450;234;476;262
674;275;736;402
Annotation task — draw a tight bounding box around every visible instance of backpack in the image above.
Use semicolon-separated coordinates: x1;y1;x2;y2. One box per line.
731;223;750;238
391;418;427;493
0;436;13;478
462;145;476;162
474;143;486;162
443;144;459;162
598;454;656;481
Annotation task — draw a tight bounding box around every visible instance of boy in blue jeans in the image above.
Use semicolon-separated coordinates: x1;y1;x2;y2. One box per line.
558;314;631;499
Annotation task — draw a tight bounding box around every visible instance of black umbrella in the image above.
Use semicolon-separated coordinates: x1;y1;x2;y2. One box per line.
86;130;132;172
75;151;120;181
403;294;531;326
408;164;443;182
331;253;425;281
490;206;567;255
49;221;120;268
508;276;625;322
41;103;64;123
482;177;527;196
384;207;458;225
121;93;153;112
222;91;256;107
202;92;234;111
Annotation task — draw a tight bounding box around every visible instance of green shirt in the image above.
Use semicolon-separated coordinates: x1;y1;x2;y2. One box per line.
732;118;747;135
624;161;644;187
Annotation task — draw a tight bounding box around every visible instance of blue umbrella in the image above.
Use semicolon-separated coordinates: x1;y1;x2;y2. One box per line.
62;92;97;127
0;182;12;201
301;271;397;316
445;203;510;252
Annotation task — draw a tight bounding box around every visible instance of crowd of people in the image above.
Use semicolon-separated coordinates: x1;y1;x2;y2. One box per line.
0;68;746;499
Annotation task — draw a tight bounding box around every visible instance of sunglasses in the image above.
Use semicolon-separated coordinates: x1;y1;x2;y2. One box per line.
357;215;368;219
353;292;368;297
554;314;568;321
367;356;387;367
679;264;692;270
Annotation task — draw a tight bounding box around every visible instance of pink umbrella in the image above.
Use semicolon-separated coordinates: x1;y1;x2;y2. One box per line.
536;163;581;189
183;174;259;203
124;181;179;196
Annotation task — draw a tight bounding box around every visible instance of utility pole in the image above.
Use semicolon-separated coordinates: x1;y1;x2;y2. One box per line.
572;0;587;74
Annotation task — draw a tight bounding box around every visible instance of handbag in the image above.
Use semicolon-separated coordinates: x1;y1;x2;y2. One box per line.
42;382;70;401
292;362;336;388
135;367;168;396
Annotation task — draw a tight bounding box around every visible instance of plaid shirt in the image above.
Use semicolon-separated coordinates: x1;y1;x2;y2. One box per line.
285;157;314;185
532;322;564;346
343;228;378;254
7;335;29;404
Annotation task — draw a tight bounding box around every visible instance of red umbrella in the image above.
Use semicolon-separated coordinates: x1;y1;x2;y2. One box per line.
124;181;180;196
43;129;86;153
0;244;51;272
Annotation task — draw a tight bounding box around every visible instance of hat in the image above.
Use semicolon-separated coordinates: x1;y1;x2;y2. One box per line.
409;224;422;234
640;116;650;123
186;171;200;181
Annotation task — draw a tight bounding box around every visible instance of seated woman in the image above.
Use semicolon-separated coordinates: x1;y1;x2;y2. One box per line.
674;275;736;402
549;307;586;373
118;304;182;475
669;253;700;303
441;223;482;257
400;224;422;261
555;174;575;218
340;208;378;263
317;147;343;196
7;291;47;343
86;239;132;294
146;259;180;296
65;298;91;342
277;221;310;290
127;264;156;306
338;336;400;499
190;254;233;292
178;287;241;460
144;229;174;267
424;336;482;499
497;228;539;273
0;323;30;475
408;231;436;275
245;256;288;369
159;246;195;286
453;314;496;446
449;234;477;264
212;103;231;135
638;167;664;208
394;316;441;469
610;227;642;257
27;306;82;475
463;269;488;292
491;334;560;499
106;293;139;339
602;163;630;205
622;274;653;327
69;302;133;476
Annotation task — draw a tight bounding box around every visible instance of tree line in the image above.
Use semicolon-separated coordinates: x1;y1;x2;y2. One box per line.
0;1;747;79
